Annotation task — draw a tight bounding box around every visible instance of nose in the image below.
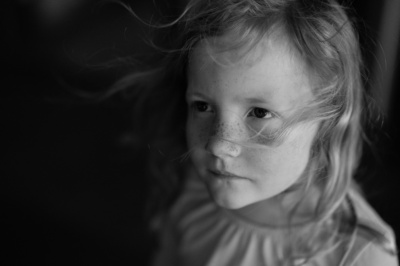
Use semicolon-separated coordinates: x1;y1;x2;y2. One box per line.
205;137;242;158
205;118;243;158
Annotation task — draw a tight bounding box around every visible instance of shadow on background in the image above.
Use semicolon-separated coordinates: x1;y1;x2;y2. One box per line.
2;0;399;265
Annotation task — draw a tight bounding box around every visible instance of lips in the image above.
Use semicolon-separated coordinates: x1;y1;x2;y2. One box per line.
208;169;246;179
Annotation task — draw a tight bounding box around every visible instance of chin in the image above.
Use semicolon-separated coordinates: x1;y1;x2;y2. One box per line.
201;176;264;210
208;189;256;210
214;198;248;210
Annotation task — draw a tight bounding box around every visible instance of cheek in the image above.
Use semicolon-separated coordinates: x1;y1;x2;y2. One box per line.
242;118;286;147
186;118;211;148
243;123;317;178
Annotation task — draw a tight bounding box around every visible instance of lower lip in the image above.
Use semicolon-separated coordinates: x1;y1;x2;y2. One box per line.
208;170;246;180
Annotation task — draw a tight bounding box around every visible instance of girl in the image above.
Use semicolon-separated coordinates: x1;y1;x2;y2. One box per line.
112;0;398;265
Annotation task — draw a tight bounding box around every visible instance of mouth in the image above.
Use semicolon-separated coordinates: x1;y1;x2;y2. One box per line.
208;169;246;180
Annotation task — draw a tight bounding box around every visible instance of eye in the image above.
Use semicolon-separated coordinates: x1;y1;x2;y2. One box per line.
192;101;212;112
249;107;272;119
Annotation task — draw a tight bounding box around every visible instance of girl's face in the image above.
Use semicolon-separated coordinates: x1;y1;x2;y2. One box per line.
186;35;319;210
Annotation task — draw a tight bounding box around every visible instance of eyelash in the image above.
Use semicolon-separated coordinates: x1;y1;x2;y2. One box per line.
192;101;212;113
191;101;273;119
248;107;273;119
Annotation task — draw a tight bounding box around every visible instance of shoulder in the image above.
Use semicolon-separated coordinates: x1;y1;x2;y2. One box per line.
349;189;396;249
350;241;398;266
343;189;398;266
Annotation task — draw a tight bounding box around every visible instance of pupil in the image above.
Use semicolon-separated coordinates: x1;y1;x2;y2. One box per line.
196;102;207;112
254;108;266;118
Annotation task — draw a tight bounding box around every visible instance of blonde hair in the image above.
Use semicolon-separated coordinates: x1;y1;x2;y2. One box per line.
109;0;393;262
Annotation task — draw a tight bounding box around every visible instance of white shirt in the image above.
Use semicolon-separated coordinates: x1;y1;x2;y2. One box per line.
153;174;398;266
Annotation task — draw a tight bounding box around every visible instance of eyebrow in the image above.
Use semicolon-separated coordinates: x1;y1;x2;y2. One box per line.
186;91;273;105
185;90;208;99
243;96;272;105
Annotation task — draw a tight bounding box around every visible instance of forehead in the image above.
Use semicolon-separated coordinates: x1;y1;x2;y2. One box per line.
187;34;315;115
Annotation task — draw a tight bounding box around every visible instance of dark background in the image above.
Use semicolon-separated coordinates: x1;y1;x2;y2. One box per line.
2;0;399;265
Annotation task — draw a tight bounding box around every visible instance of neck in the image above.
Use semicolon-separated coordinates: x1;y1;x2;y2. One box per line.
230;186;320;227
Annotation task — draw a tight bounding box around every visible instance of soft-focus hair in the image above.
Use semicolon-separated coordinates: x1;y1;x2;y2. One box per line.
109;0;394;262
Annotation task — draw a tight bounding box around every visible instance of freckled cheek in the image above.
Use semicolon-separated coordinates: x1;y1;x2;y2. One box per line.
186;119;212;148
241;126;317;176
251;132;278;146
240;144;303;183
